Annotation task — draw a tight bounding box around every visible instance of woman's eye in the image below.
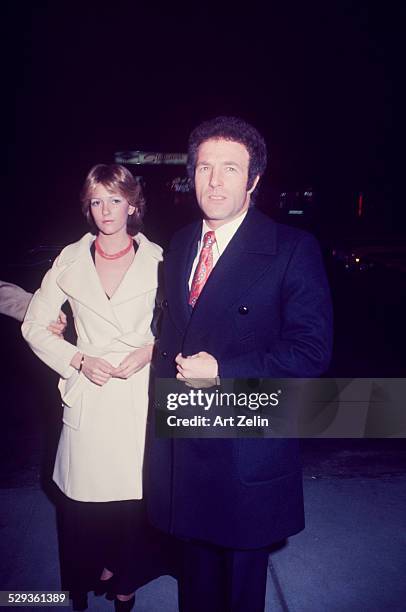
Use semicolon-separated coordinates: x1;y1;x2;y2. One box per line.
112;198;122;205
90;199;101;207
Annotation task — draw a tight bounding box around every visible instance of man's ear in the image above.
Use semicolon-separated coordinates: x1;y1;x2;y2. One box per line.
247;175;260;194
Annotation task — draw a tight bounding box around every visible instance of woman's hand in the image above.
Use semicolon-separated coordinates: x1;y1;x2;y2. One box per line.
113;345;153;379
80;355;115;386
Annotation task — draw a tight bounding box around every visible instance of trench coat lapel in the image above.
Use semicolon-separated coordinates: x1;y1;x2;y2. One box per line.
56;234;122;330
110;233;162;306
185;210;278;342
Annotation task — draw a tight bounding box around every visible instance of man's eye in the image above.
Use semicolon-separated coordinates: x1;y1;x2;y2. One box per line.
226;166;236;172
199;166;209;172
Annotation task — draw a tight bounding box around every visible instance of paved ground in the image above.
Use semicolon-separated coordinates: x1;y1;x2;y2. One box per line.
1;441;405;611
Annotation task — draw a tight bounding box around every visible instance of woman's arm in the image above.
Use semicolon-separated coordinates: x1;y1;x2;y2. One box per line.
21;259;79;378
22;257;115;386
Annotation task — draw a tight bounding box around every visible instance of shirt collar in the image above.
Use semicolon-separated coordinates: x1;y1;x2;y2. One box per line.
200;210;248;256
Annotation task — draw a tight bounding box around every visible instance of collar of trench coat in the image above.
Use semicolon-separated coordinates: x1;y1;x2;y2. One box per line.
55;231;162;332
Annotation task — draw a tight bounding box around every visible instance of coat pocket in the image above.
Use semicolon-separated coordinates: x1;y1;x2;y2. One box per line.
58;371;84;430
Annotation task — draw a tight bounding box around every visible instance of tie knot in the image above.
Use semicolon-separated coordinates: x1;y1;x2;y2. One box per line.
202;231;216;248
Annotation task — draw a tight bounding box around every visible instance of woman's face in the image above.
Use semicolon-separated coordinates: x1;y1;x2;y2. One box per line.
89;183;135;236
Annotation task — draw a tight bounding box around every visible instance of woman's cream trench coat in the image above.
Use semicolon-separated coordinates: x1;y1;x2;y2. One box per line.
22;232;162;502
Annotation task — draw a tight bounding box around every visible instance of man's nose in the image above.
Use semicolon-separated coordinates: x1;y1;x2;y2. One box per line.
209;168;223;187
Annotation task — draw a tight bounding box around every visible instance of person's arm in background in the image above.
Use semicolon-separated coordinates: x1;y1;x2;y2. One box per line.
0;280;67;333
0;281;33;322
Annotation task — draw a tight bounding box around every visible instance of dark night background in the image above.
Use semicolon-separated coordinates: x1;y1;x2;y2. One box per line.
3;1;401;250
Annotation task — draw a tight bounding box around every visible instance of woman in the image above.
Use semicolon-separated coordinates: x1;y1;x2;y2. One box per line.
22;164;162;610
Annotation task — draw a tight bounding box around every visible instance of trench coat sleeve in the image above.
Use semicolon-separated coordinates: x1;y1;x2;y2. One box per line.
218;233;333;378
21;257;78;379
0;281;33;322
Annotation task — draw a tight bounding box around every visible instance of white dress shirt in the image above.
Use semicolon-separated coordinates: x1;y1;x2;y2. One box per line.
188;211;248;290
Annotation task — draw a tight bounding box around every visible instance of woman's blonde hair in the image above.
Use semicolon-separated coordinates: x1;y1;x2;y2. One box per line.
80;164;146;235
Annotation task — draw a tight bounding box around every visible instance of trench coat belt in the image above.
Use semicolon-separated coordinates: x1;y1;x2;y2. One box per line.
76;331;154;357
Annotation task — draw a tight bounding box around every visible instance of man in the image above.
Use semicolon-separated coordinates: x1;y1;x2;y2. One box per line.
147;116;333;612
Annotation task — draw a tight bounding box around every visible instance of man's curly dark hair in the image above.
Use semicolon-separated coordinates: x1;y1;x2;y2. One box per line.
187;116;268;201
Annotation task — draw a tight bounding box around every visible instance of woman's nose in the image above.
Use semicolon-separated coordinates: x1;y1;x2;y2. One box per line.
102;201;111;215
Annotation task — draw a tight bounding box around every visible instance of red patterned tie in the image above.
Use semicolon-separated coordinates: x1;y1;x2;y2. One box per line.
189;231;216;307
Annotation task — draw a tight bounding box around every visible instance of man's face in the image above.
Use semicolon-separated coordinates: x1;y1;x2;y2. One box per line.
194;138;259;229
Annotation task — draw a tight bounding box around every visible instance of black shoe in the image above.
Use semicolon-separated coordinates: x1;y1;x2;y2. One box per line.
114;595;135;611
94;575;115;600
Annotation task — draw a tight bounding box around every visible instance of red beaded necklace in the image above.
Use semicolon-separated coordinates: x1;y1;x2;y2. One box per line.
95;236;133;260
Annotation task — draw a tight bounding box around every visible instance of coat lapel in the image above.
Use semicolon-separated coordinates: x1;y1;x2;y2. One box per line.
56;234;122;330
110;233;162;306
185;210;278;343
165;222;200;334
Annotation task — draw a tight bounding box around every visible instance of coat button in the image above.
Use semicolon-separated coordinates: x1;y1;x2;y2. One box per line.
161;351;168;358
238;305;249;315
162;299;168;308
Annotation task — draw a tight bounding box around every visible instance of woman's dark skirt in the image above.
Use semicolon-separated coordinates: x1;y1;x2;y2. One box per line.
59;494;179;598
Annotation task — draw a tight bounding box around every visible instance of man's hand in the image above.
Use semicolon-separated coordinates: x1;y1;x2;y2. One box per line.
175;351;218;382
47;310;67;338
113;345;153;380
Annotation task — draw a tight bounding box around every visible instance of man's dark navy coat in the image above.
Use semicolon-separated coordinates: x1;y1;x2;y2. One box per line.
147;208;333;549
